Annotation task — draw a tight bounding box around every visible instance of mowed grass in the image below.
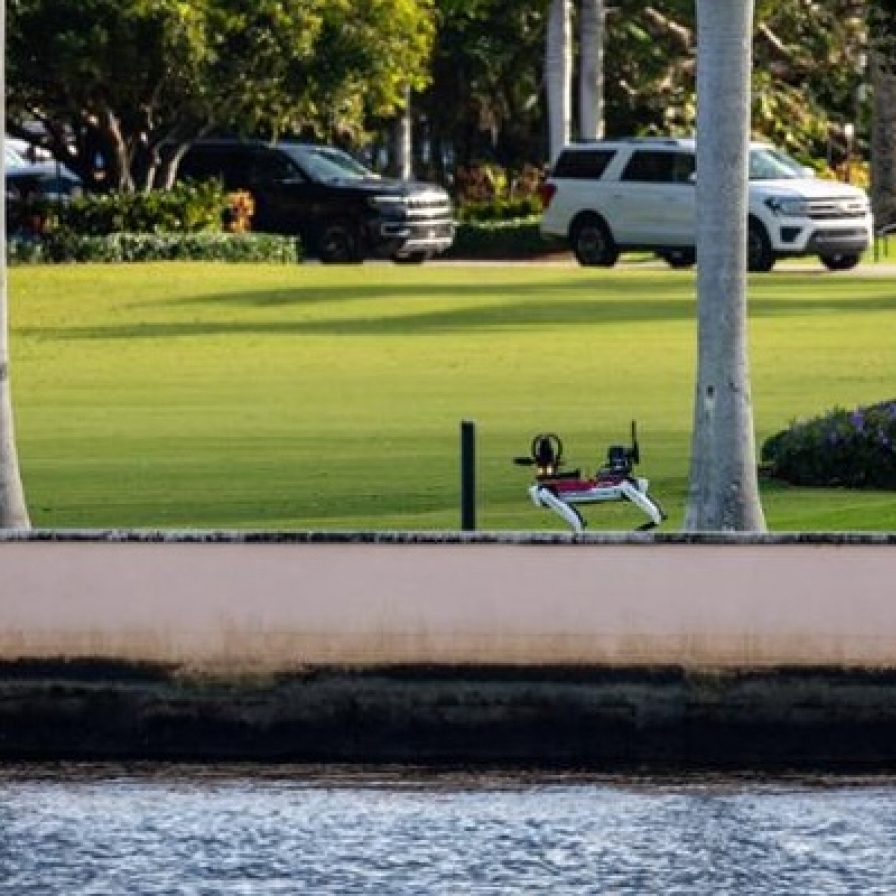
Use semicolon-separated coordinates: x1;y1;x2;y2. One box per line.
9;260;896;532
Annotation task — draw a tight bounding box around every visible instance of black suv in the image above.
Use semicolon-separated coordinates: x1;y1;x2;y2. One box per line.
177;139;456;263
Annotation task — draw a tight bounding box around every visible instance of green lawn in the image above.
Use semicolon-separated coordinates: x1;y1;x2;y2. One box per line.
9;260;896;532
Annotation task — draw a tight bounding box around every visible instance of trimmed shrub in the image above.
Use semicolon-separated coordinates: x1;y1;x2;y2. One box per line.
7;236;47;265
60;180;229;236
761;399;896;489
11;232;300;265
458;196;543;222
454;161;545;207
445;217;567;260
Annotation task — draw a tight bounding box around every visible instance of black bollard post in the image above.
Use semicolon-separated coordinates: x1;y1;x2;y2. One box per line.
460;420;476;531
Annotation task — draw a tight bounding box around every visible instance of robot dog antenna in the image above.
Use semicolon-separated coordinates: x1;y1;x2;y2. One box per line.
629;420;640;466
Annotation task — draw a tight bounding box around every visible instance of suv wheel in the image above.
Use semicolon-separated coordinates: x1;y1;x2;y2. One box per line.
747;219;775;272
570;214;619;267
820;253;860;272
318;222;363;263
659;249;696;269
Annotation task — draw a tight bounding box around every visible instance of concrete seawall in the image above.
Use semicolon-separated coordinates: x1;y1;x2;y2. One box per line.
2;530;896;769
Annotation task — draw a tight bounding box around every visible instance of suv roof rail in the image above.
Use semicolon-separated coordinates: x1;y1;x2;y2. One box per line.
560;136;694;149
622;136;693;145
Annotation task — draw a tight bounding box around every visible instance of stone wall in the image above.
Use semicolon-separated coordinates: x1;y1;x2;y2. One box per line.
2;530;896;670
2;530;896;768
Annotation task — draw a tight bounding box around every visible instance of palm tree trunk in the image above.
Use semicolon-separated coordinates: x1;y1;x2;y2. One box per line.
685;0;766;532
870;50;896;230
578;0;605;140
0;0;31;528
545;0;572;163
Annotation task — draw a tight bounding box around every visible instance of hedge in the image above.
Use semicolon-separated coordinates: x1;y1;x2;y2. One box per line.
9;232;301;265
444;217;567;260
761;399;896;489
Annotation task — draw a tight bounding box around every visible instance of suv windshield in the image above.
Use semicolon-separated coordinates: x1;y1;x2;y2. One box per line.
5;144;27;167
749;147;806;181
284;145;375;183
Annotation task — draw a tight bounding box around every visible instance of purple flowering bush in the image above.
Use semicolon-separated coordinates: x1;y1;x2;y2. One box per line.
761;400;896;488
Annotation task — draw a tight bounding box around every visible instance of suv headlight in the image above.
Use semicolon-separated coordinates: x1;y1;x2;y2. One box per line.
368;195;408;214
765;196;810;217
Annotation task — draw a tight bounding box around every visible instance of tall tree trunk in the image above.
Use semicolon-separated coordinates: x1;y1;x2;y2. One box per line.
393;86;414;180
870;50;896;230
545;0;572;163
685;0;766;532
0;0;31;528
578;0;605;140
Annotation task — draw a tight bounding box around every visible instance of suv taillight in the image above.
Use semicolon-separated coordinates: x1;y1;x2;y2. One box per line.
538;182;557;209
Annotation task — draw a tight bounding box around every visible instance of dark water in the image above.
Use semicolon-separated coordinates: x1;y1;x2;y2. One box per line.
2;765;896;895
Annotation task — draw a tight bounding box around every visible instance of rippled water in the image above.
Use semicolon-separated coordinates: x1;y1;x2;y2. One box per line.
2;765;896;895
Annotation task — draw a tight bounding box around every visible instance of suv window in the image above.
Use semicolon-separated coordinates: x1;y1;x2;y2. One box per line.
621;150;694;184
285;146;371;182
748;147;805;181
179;148;249;189
551;149;616;180
247;150;300;185
180;146;303;189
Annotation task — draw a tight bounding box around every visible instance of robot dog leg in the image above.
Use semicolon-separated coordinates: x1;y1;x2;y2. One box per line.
529;484;587;534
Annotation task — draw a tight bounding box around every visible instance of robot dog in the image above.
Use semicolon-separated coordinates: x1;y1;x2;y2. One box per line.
513;422;666;533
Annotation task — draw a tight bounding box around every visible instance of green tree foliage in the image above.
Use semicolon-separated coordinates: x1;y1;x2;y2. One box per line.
7;0;888;188
601;0;869;156
752;1;868;156
417;0;878;174
420;0;550;174
7;0;434;191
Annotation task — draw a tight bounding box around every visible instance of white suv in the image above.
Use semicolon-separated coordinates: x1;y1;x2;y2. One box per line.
540;137;874;272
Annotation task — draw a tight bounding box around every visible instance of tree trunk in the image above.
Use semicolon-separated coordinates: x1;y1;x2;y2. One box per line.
545;0;572;163
871;51;896;230
393;86;414;180
685;0;766;532
0;0;31;529
578;0;605;140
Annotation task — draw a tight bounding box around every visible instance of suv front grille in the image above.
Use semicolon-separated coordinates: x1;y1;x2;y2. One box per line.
804;198;869;220
407;191;453;220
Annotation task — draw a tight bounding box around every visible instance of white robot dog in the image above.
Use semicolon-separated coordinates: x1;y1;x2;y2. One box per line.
513;422;666;533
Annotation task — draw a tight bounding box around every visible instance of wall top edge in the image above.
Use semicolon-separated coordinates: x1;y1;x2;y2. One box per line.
0;529;895;546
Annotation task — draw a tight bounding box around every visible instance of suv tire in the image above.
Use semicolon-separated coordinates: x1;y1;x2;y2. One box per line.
570;214;619;267
659;249;696;269
747;218;775;273
820;253;861;272
318;221;363;264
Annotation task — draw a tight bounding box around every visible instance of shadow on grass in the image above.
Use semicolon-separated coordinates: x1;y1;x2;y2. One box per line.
22;273;896;342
